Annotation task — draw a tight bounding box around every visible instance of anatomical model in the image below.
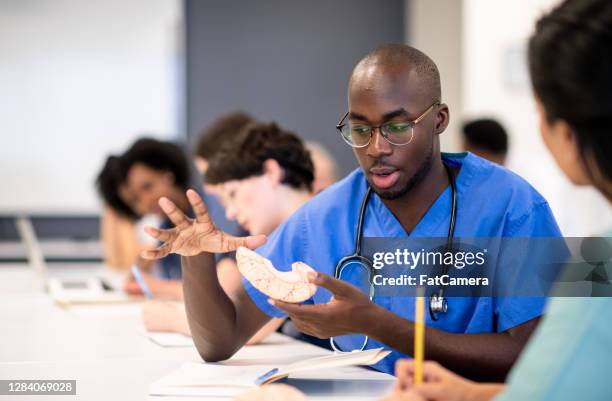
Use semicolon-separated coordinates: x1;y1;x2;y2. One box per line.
236;247;317;303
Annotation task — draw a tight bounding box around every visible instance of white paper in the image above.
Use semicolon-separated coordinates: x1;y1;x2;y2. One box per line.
149;363;270;397
146;331;194;348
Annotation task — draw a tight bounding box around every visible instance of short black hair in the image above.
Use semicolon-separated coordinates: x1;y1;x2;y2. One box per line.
462;119;509;155
95;138;190;220
194;111;255;160
352;43;441;104
205;122;314;192
529;0;612;195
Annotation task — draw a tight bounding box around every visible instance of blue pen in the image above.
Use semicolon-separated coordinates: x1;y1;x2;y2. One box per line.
131;265;154;299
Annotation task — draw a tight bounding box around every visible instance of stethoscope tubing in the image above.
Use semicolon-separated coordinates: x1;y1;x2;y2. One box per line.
330;163;457;351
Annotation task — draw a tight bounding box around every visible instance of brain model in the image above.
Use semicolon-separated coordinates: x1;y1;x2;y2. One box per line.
236;247;317;303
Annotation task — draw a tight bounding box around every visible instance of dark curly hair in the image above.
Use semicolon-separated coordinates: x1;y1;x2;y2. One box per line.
529;0;612;196
96;138;190;220
205;122;314;192
194;111;255;160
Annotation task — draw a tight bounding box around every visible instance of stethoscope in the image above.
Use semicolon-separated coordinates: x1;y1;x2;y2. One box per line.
330;163;457;352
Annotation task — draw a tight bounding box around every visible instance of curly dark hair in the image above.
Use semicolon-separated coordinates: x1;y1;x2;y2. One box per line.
194;111;255;160
96;138;190;220
205;122;314;192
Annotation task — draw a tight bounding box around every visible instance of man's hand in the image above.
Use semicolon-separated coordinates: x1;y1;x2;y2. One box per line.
141;189;266;259
269;272;379;338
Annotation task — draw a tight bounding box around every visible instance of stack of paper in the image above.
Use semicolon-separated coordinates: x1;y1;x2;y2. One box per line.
149;348;391;398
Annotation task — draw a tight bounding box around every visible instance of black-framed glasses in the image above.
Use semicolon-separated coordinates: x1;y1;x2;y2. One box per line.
336;102;439;148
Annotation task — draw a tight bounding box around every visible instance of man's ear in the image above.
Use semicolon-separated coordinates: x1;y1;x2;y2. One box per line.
262;159;283;187
435;103;450;135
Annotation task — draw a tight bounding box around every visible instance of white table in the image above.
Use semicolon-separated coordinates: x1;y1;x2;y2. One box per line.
0;266;395;400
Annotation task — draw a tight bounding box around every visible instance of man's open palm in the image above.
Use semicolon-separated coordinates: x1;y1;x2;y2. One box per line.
141;189;266;259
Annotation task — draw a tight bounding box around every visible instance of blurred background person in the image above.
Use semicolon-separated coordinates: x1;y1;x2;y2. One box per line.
142;121;319;346
97;138;191;299
305;141;339;193
462;119;509;166
194;111;255;183
99;112;256;300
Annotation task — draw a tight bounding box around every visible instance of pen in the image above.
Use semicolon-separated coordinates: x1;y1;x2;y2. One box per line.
414;286;425;385
131;264;154;299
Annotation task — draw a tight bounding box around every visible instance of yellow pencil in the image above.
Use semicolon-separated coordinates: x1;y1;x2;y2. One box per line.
414;287;425;385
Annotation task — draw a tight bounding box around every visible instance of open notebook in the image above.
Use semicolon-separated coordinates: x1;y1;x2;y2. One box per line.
149;347;391;397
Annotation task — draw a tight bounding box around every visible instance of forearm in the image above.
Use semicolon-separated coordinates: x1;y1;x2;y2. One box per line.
182;253;244;360
246;318;285;345
365;306;524;381
171;304;192;336
155;280;184;301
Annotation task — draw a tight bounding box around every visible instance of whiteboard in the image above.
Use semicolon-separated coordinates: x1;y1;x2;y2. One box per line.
0;0;183;215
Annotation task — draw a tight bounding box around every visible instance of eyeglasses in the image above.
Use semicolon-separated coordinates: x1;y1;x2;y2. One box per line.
336;102;439;148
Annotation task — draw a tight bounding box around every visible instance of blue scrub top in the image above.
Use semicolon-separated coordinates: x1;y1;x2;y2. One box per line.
244;152;563;375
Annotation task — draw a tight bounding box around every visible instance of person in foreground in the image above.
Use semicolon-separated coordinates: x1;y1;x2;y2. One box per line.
142;43;563;379
384;0;612;399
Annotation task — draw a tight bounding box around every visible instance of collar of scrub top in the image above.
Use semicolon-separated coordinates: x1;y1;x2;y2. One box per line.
330;162;457;352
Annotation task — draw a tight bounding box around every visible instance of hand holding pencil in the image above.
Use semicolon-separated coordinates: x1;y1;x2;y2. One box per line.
391;359;491;401
380;289;494;401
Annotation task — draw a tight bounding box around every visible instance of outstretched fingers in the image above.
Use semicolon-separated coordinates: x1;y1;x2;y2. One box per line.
218;232;267;252
144;225;174;242
186;189;211;224
141;242;172;260
158;197;191;229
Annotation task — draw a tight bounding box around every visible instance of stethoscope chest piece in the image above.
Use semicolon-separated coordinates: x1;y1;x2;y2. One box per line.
429;293;448;320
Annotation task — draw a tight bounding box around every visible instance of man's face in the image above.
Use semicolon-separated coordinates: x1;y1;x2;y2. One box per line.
348;66;445;200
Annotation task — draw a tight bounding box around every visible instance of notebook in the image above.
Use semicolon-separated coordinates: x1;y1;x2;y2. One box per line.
149;347;391;397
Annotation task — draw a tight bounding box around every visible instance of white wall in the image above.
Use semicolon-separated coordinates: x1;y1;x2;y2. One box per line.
408;0;612;236
406;0;463;153
0;0;182;215
463;0;612;236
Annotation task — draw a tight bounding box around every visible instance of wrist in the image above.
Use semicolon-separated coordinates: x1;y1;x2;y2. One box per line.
361;302;394;339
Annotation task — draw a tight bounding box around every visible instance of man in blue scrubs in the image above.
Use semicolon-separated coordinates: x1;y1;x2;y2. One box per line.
142;44;562;381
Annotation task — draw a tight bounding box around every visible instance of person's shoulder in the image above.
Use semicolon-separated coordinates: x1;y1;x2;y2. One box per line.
310;168;365;202
450;152;559;235
457;152;549;208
